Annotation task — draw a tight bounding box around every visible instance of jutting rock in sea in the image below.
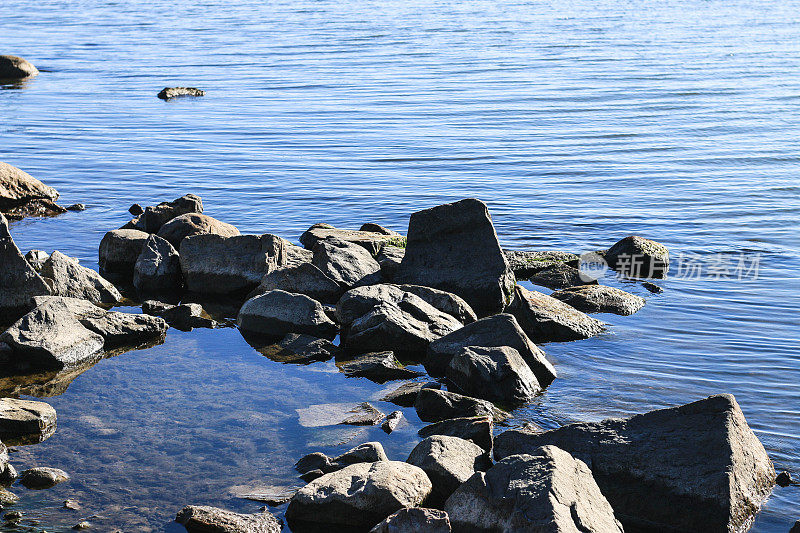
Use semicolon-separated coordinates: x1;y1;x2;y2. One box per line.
0;55;39;79
98;228;150;276
158;87;205;100
175;505;282;533
0;213;51;325
0;398;56;445
604;235;669;279
238;290;338;339
0;162;62;219
506;285;605;343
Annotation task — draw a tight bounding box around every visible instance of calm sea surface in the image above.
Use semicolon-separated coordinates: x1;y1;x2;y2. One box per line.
1;0;799;531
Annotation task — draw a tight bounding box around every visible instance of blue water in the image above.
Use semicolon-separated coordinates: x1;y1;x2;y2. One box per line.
1;0;799;531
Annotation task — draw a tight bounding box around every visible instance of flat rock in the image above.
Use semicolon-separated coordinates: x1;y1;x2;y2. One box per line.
19;467;69;489
156;212;239;248
285;461;432;530
415;388;507;423
445;446;623;533
379;381;440;407
98;228;149;275
312;238;382;288
0;162;57;212
175;505;281;533
0;56;39;79
504;250;580;279
339;352;423;383
133;234;182;294
228;484;299;506
301;223;400;255
446;345;540;405
528;262;597;290
41;251;122;304
0;398;56;445
158;87;205;100
507;285;604;343
407;435;490;506
297;402;384;427
259;333;339;364
550;284;646;315
604;235;669;278
340;402;385;426
124;194;203;233
238;290;338;339
249;262;342;304
370;507;451;533
0;214;51;324
418;416;493;452
494;394;775;533
394;198;515;317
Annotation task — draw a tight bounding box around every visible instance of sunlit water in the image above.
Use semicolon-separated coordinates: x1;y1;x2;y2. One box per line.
1;0;799;531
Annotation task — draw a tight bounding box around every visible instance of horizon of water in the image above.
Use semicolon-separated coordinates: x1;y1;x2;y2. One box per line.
1;0;799;531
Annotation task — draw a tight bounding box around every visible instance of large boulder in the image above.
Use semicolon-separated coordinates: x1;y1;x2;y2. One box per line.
0;214;51;324
249;262;342;304
604;235;669;278
394;199;515;317
426;313;555;387
0;162;57;212
285;461;432;530
238;290;338;339
296;442;389;476
446;345;540;404
370;507;451;533
407;435;491;506
335;284;473;326
445;446;623;533
312;238;382;288
418;416;493;452
98;228;149;275
300;223;401;255
507;286;604;343
175;505;282;533
415;388;507;423
133;234;182;294
494;394;775;533
180;233;286;295
156;212;240;248
0;398;57;445
40;251;122;304
0;56;39;79
550;284;646;315
258;333;340;364
124;194;203;233
504;250;580;279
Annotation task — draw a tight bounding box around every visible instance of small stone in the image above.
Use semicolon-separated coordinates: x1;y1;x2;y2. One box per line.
158;87;205;99
66;204;86;212
19;466;69;489
3;510;22;521
63;499;81;510
380;381;441;407
72;522;90;530
381;411;403;434
776;471;793;487
128;203;144;216
642;281;664;293
300;469;324;482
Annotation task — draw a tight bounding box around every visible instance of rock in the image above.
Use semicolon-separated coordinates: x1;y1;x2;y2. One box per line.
394;199;515;317
339;352;423;383
133;234;182;294
300;469;324;482
426;313;555;387
158;303;216;331
528;263;596;290
0;56;39;79
128;203;144;216
285;461;432;530
398;285;476;324
66;304;168;348
41;251;122;304
249;262;342;304
776;471;793;487
376;245;405;281
63;499;81;510
158;87;205;99
66;203;85;212
494;394;775;533
504;250;580;279
380;381;441;407
331;442;389;471
0;463;17;485
0;398;56;445
550;284;646;315
258;333;339;364
296;452;331;475
359;223;401;236
507;286;604;343
407;435;491;506
285;244;313;266
791;521;800;533
72;522;90;530
180;233;286;295
156;212;239;248
0;214;51;324
335;284;472;326
125;194;203;233
296;402;385;428
229;484;299;506
370;507;451;533
341;402;385;426
300;223;400;255
175;505;281;533
3;510;22;521
238;290;338;339
24;249;49;271
445;446;623;533
415;388;507;423
0;162;57;211
642;281;663;293
446;346;540;404
19;467;69;489
418;416;493;452
605;235;669;278
0;488;18;507
98;228;150;275
381;411;403;434
312;238;382;288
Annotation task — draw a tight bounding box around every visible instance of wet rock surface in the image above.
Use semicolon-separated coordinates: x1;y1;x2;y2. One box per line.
19;467;70;489
418;416;493;452
339;351;423;383
369;507;451;533
175;505;282;533
238;290;338;339
158;87;206;99
550;284;646;315
446;345;540;404
507;285;605;343
41;250;122;304
0;398;57;445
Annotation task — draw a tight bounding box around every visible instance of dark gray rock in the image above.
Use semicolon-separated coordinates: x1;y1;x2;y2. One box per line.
285;461;432;530
407;435;491;506
379;381;441;407
0;214;51;324
550;284;646;315
790;520;800;533
528;262;597;290
142;299;173;315
494;394;775;533
642;281;663;294
158;87;205;100
259;333;339;364
445;446;623;533
330;442;389;471
359;223;401;236
180;233;286;295
24;249;49;271
426;313;555;388
394;199;515;317
312;238;382;288
418;416;493;452
175;505;281;533
370;507;450;533
249;262;342;304
301;223;400;255
0;162;58;215
446;345;540;404
339;352;423;383
295;452;331;475
776;471;792;487
66;203;85;212
238;290;337;339
0;56;39;79
19;467;69;489
376;245;405;281
415;388;508;423
0;398;56;445
336;284;470;326
124;194;203;233
0;462;17;486
340;402;385;426
398;285;476;324
158;303;216;331
129;203;144;216
605;235;669;279
504;250;580;279
381;410;403;434
41;251;122;304
300;469;324;483
507;286;604;343
133;234;182;294
98;228;149;275
156;212;239;248
285;244;313;267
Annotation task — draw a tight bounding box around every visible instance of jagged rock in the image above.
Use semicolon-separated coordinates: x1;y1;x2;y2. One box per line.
376;245;405;281
249;262;342;304
0;214;51;324
359;223;401;236
133;234;182;293
445;446;623;533
19;467;69;489
128;203;144;216
238;290;337;339
407;435;491;506
285;244;313;266
98;228;150;275
341;402;385;425
24;250;49;271
504;250;580;279
426;313;555;387
301;223;400;255
382;411;403;434
550;284;645;315
605;235;669;278
40;251;122;304
446;346;539;404
529;263;596;290
158;303;216;331
124;194;203;233
335;284;472;326
285;461;432;530
370;507;450;533
507;286;604;343
156;212;239;248
494;394;775;533
0;56;39;79
142;300;173;315
379;381;441;407
394;199;515;317
66;203;85;212
0;398;56;445
175;505;281;533
415;388;507;423
158;87;205;100
180;233;286;295
258;333;339;364
776;471;793;487
418;416;493;452
0;162;57;213
312;238;382;289
339;352;423;383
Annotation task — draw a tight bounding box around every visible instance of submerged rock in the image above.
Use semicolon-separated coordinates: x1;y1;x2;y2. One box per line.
379;381;440;407
258;333;339;364
340;402;385;426
296;402;385;428
528;262;596;290
0;398;56;445
133;234;182;294
550;284;646;315
41;251;122;304
418;416;493;452
381;410;403;434
98;228;149;276
370;507;451;533
156;212;239;248
642;281;663;294
175;505;281;533
394;198;515;317
494;394;775;533
445;446;623;533
503;250;580;279
0;214;51;324
312;238;382;289
446;345;540;404
300;223;400;255
250;262;342;304
415;388;507;423
604;235;669;278
238;290;338;339
19;467;69;489
339;352;423;383
507;285;604;343
124;194;203;233
0;56;39;79
0;162;58;215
